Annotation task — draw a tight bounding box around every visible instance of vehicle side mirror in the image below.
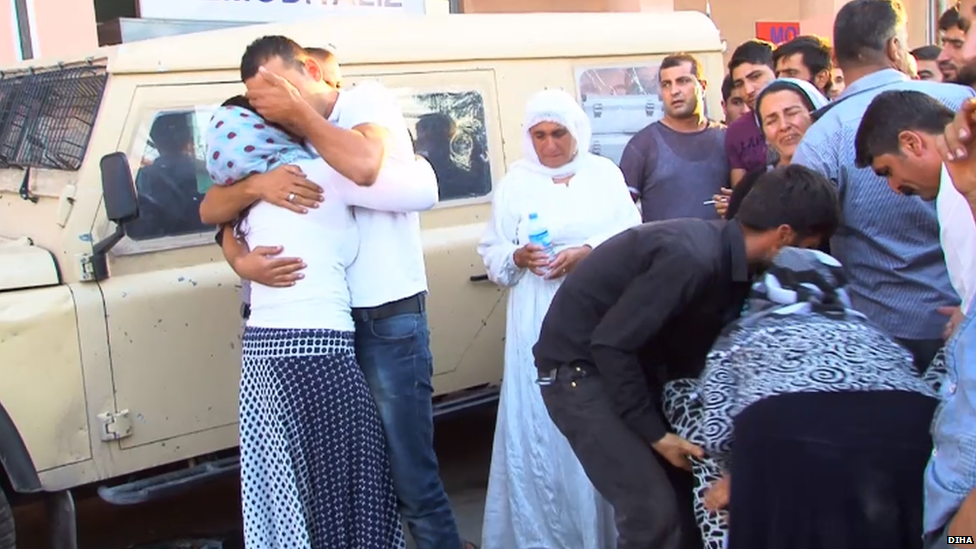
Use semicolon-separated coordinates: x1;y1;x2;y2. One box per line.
88;152;139;281
100;152;138;223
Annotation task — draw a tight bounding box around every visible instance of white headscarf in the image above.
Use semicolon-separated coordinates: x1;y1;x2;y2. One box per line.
753;77;830;128
510;89;594;179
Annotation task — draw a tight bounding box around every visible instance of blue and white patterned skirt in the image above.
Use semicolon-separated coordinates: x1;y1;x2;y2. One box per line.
239;327;406;549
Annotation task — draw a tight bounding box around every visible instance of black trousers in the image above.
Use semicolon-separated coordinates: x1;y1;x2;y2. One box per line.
895;337;943;373
540;365;703;549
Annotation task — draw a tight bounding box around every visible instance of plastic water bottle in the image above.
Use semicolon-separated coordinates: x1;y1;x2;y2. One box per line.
527;212;556;266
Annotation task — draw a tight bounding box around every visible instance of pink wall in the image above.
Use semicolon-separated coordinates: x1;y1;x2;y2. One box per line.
0;0;98;66
0;3;18;65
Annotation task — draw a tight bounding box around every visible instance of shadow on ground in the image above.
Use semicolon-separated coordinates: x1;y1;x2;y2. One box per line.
13;404;496;549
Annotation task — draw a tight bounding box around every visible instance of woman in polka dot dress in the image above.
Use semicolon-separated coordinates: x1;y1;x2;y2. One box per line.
205;96;439;548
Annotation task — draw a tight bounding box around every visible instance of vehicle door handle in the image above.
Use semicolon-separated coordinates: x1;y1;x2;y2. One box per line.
469;274;489;282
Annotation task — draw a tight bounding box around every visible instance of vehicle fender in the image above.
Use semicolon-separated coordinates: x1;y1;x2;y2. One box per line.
0;401;41;494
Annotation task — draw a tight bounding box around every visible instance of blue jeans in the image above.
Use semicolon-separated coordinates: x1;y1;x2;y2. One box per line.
355;311;462;549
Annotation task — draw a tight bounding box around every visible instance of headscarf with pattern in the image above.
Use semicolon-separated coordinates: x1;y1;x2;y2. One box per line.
735;247;864;330
205;97;313;187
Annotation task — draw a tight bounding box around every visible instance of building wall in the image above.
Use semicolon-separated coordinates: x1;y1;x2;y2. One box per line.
462;0;936;61
0;0;937;67
0;0;98;65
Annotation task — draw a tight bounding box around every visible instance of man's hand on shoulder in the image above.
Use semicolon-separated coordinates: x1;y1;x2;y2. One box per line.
232;245;306;288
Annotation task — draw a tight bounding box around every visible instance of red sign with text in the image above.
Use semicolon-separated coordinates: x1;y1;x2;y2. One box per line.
756;21;801;45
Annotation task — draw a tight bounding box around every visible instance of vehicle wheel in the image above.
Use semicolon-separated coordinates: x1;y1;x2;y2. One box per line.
0;486;14;549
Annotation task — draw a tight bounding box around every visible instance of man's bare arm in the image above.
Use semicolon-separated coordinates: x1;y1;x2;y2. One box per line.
297;111;388;186
201;184;262;226
730;168;747;187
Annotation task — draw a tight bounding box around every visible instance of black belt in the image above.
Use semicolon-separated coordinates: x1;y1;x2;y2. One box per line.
536;361;599;386
351;292;426;323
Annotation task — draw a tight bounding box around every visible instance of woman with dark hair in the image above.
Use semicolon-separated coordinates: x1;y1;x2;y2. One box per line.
713;78;829;220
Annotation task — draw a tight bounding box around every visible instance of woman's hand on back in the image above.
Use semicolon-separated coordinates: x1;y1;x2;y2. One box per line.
513;243;550;276
544;246;592;280
247;165;324;214
232;246;307;288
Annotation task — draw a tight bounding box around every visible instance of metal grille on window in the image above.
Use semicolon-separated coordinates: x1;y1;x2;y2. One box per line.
0;62;107;171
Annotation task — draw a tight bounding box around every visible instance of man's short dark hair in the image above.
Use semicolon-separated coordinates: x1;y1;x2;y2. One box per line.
939;2;966;32
853;90;954;169
729;39;775;73
660;53;703;81
305;46;335;63
722;74;734;101
833;0;907;68
735;164;841;241
240;35;306;81
773;35;834;78
911;44;943;61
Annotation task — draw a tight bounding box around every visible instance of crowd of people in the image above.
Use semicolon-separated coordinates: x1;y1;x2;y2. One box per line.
191;0;976;548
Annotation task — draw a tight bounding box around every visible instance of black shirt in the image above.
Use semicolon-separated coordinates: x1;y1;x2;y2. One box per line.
533;219;752;445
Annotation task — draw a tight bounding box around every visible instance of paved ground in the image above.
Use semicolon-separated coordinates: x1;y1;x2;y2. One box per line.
13;404;497;549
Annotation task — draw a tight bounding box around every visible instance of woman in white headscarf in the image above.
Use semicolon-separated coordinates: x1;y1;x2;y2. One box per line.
477;89;641;549
713;78;830;219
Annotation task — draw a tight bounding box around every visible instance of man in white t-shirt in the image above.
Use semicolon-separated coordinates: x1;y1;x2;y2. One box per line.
854;89;975;340
198;36;474;549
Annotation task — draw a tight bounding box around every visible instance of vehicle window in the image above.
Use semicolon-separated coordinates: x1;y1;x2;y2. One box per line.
395;89;492;201
0;65;106;170
125;108;217;241
576;64;665;166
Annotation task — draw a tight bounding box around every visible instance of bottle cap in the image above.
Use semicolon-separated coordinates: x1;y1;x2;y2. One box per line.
528;212;538;220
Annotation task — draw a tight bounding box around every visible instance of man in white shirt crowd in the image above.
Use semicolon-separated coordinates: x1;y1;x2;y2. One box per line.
853;89;975;339
198;36;476;549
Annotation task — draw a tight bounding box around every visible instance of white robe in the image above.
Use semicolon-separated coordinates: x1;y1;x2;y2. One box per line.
478;154;642;549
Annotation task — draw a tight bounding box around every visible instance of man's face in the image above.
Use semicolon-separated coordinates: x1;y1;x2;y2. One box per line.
724;86;750;124
954;0;976;86
916;59;944;81
244;55;336;112
939;27;966;81
869;133;942;201
751;226;824;268
829;68;846;100
659;61;704;119
732;62;776;109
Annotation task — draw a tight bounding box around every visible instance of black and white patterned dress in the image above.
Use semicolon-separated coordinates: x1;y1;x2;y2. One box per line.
240;327;406;549
662;247;948;549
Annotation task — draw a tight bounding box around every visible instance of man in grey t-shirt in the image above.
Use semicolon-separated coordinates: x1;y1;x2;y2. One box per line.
620;53;730;222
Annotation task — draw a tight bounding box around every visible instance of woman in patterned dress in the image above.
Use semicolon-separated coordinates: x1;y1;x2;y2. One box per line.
695;247;941;549
205;96;437;549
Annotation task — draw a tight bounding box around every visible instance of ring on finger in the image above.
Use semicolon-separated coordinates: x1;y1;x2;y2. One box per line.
287;192;296;203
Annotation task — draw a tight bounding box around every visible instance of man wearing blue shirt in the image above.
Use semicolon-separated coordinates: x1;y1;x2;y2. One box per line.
792;0;975;371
